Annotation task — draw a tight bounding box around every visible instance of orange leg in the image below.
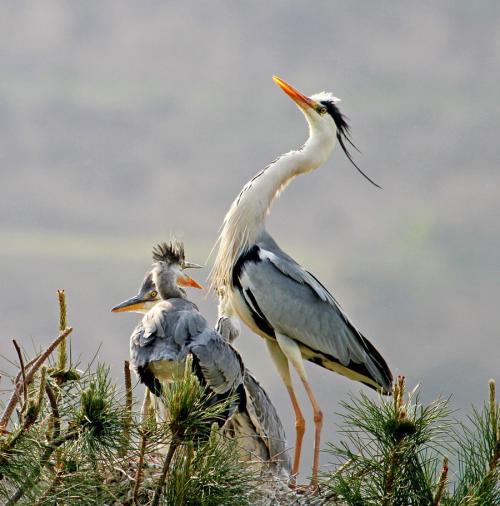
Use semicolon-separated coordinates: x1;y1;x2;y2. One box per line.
300;378;323;487
276;334;324;488
285;384;306;481
266;340;304;485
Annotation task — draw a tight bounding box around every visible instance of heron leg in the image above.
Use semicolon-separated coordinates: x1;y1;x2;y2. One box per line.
266;340;305;484
276;334;323;488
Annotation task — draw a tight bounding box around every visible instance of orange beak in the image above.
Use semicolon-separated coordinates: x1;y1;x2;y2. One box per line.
111;295;147;313
272;75;317;110
178;274;203;289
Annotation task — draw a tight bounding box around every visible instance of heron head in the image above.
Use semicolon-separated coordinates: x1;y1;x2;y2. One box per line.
272;76;381;188
111;241;202;313
110;272;161;314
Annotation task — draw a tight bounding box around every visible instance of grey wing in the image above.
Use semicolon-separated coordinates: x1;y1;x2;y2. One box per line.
243;370;291;473
239;248;392;392
190;331;245;423
130;301;205;371
190;331;244;395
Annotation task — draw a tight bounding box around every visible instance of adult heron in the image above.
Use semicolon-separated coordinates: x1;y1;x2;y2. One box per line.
112;241;291;475
211;76;392;486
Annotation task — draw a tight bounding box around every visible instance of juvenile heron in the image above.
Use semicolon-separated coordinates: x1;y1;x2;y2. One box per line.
112;242;291;474
211;76;392;486
113;241;245;426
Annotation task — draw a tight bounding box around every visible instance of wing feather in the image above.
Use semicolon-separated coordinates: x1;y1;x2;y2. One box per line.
235;245;392;392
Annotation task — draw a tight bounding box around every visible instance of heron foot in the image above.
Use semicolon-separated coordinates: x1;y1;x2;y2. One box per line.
288;480;320;495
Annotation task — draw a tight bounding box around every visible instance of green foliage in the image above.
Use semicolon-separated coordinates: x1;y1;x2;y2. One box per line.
164;428;256;506
0;295;258;505
72;364;127;458
161;356;230;442
1;293;498;506
444;380;499;506
322;377;499;506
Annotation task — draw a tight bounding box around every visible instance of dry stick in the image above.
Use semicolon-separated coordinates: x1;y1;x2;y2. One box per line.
0;327;73;433
123;361;133;450
488;379;499;472
13;354;41;387
133;391;152;505
12;340;28;412
0;368;48;459
45;382;60;441
151;441;179;506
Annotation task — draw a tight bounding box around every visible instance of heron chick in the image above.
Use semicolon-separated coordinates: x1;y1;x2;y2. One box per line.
112;241;291;475
113;240;245;427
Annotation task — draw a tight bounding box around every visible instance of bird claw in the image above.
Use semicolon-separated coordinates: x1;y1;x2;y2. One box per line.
288;478;320;495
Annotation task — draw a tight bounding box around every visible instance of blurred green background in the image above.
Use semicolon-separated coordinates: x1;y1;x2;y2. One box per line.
1;1;499;474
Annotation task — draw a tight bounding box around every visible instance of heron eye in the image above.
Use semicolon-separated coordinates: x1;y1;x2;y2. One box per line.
320;106;327;115
150;290;158;299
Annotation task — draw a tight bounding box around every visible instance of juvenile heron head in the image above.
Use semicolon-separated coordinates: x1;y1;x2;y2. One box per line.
111;240;202;313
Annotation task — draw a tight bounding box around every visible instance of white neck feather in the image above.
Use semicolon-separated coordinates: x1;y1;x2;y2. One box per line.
211;122;336;290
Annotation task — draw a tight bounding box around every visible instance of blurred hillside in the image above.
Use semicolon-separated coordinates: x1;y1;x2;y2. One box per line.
1;1;499;473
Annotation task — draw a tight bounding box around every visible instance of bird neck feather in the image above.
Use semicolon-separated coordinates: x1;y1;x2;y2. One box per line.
211;126;335;290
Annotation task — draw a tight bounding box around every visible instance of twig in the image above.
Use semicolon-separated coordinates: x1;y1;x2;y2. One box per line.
0;368;48;462
0;327;73;433
151;441;179;506
13;354;41;386
123;360;133;452
11;340;27;412
133;391;152;505
45;381;60;441
488;379;498;472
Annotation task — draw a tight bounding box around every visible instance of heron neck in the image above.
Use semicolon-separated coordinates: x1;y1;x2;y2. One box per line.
211;125;335;289
238;126;335;241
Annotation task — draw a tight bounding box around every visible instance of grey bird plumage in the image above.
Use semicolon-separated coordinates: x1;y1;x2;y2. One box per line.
233;231;392;392
215;317;291;475
128;242;245;426
211;76;392;484
113;241;291;474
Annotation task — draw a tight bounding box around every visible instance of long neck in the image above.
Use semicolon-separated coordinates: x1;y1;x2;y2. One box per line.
152;266;186;300
211;124;336;289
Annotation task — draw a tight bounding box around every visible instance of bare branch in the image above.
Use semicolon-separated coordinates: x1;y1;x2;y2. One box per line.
0;327;73;433
12;340;27;411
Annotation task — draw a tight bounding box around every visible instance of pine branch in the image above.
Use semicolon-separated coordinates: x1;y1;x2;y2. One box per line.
56;289;67;374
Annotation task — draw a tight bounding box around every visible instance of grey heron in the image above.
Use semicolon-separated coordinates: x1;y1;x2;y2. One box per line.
113;240;245;427
211;76;393;486
112;242;291;475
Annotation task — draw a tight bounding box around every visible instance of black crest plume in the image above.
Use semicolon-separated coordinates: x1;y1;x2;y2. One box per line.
321;100;382;189
152;240;185;264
